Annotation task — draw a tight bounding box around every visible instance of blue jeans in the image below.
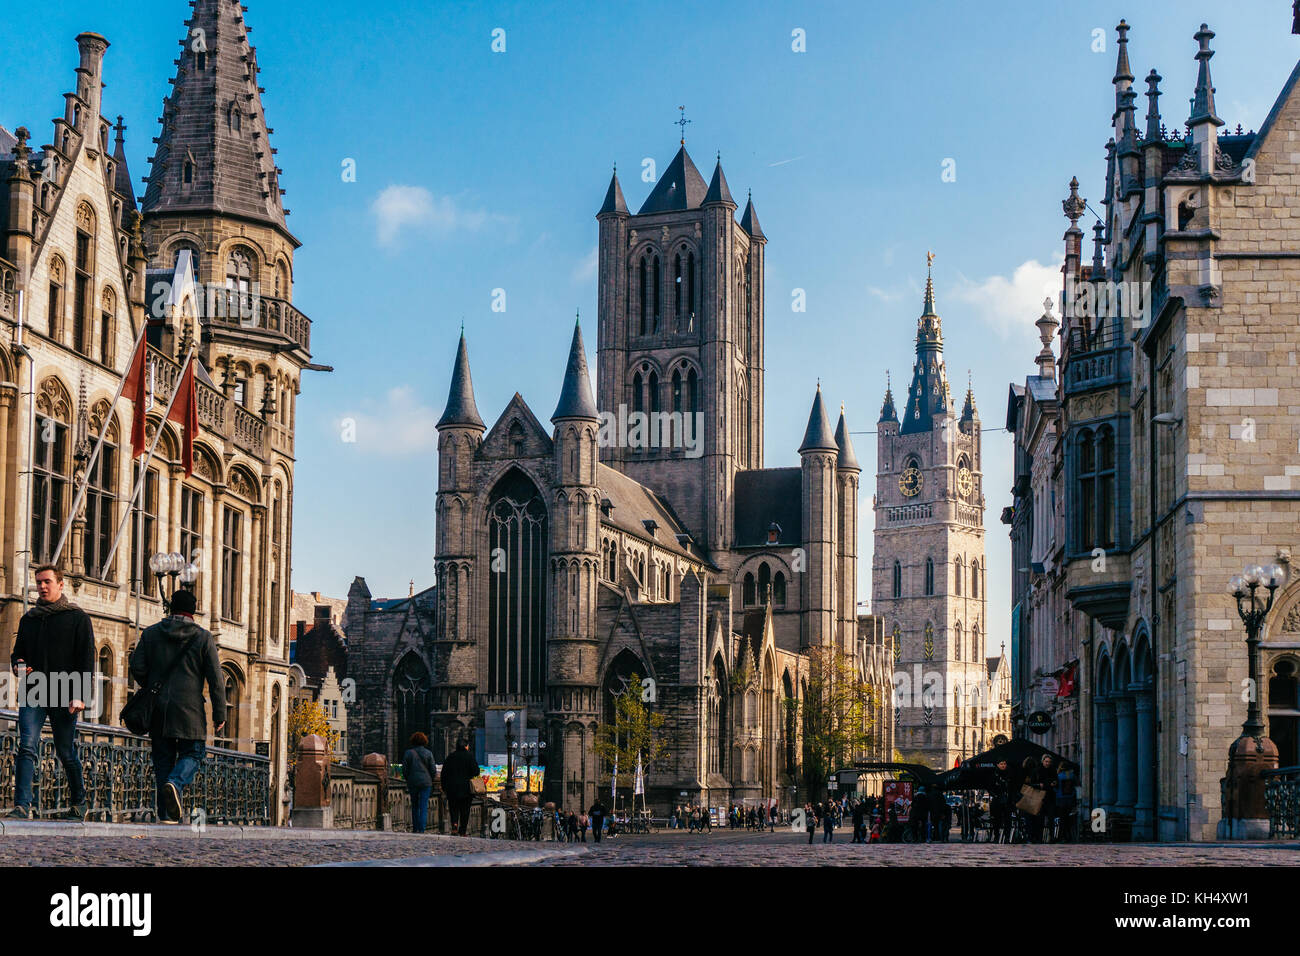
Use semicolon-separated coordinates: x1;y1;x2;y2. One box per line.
14;705;85;809
151;738;205;819
409;786;431;833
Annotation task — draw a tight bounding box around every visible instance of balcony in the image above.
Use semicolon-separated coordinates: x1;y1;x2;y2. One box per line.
1064;324;1124;395
0;710;270;824
206;293;311;354
885;503;932;523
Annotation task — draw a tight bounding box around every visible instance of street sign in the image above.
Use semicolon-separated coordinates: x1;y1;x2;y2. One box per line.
1027;711;1053;734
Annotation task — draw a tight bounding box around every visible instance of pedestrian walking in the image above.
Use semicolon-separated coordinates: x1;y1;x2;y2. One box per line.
912;787;932;842
1021;753;1059;844
804;802;817;844
822;799;836;843
851;799;866;843
127;588;224;824
588;799;607;842
439;738;480;836
7;565;95;821
402;732;436;833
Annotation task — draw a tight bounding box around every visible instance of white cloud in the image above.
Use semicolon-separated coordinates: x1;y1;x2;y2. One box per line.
949;255;1064;339
573;245;598;283
339;386;438;456
371;185;511;246
867;285;903;302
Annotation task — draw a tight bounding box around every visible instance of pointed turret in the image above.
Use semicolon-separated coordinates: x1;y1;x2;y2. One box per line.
1092;220;1106;276
834;407;860;472
799;385;838;453
552;317;599;422
597;166;628;216
1189;23;1223;127
703;156;735;206
740;190;765;239
437;332;485;430
961;375;979;423
111;116;137;223
142;0;291;234
879;372;898;424
636;146;709;214
1113;18;1134;90
901;256;949;435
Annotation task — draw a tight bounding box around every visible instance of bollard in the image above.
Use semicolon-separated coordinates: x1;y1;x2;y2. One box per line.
362;752;391;831
291;734;333;828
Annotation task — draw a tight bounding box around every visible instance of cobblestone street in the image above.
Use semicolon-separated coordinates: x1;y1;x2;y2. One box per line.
2;822;1297;866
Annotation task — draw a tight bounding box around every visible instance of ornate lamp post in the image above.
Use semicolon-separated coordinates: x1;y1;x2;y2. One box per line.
149;550;199;614
503;711;517;799
1219;562;1285;839
519;740;545;794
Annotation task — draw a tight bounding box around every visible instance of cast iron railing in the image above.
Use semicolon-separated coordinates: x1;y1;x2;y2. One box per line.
1264;765;1300;839
0;710;270;825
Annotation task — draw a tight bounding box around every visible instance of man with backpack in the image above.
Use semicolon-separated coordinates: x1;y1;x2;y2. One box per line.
128;589;225;824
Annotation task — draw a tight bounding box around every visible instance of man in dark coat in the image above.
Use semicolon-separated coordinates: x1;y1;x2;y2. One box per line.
129;588;225;824
588;798;607;842
7;565;95;820
439;738;480;836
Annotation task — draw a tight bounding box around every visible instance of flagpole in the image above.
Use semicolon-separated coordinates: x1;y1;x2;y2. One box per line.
100;346;195;578
50;322;151;567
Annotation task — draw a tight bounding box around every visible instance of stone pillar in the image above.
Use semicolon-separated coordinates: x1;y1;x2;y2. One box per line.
1095;696;1117;811
290;734;332;828
208;488;223;626
362;752;390;830
1133;685;1156;839
1114;695;1137;815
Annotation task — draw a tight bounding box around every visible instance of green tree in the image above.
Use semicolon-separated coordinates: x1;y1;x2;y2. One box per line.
592;672;669;813
287;697;339;769
794;645;875;797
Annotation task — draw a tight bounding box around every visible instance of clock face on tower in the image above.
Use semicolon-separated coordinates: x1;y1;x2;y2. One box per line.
899;466;923;498
957;467;973;498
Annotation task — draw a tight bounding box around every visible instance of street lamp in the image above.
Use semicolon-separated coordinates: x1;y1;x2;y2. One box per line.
149;550;199;613
503;711;517;799
1220;562;1286;839
519;740;546;794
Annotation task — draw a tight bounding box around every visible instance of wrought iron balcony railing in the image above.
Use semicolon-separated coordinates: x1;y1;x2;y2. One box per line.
1264;765;1300;839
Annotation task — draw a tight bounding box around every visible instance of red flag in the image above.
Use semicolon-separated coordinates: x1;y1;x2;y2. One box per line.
121;334;150;457
1056;664;1076;698
167;358;199;477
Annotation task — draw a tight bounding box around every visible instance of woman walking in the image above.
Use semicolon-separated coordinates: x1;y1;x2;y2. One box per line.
401;732;436;834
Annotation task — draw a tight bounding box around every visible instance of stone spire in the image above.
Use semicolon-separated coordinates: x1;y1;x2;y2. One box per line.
552;316;599;422
703;155;735;206
834;406;861;472
597;165;628;216
1092;220;1106;276
798;385;837;453
1113;18;1134;120
1144;69;1163;142
436;332;485;430
1035;298;1059;381
1189;23;1224;127
740;190;765;239
879;372;898;424
960;373;978;423
111;116;136;210
142;0;290;231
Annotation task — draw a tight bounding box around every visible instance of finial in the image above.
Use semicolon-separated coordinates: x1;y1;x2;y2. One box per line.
1063;177;1086;225
613;161;617;174
459;317;464;334
676;106;691;146
926;250;934;271
575;308;580;326
840;402;845;413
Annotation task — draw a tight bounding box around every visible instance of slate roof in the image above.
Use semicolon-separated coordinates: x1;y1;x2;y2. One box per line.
552;320;598;421
733;468;802;547
740;195;764;239
834;410;860;471
598;169;628;215
703;159;734;205
438;333;485;429
799;387;837;453
597;464;703;561
637;146;709;215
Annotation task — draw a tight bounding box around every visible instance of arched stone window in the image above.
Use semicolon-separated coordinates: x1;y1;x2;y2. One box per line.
892;560;902;599
100;286;117;367
84;409;118;579
218;666;242;749
707;657;727;774
651;255;661;332
924;557;935;596
33;378;71;563
73;204;96;356
486;469;547;696
393;652;431;761
224;246;256;317
758;562;771;603
632;372;643;415
773;571;786;608
48;255;66;340
972;560;980;599
954;556;962;596
97;646;113;725
743;572;756;607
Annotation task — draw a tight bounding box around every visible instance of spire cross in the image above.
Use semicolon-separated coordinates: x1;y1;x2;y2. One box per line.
676;106;691;146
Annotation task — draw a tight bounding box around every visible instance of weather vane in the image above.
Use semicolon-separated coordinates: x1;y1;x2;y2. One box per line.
676;106;691;146
927;250;935;269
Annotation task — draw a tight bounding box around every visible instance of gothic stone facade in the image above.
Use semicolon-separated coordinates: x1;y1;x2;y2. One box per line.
1031;20;1300;841
372;146;895;811
0;0;313;821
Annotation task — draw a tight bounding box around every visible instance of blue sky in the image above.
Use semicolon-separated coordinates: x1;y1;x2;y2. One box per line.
5;0;1298;648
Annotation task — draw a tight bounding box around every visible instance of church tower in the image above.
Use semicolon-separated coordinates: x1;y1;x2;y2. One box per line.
595;146;765;552
872;258;987;770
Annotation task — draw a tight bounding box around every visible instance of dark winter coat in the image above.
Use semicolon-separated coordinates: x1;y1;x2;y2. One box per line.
128;615;225;740
439;746;480;799
403;746;437;788
10;599;94;705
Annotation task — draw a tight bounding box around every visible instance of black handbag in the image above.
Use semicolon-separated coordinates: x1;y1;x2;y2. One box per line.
120;635;199;736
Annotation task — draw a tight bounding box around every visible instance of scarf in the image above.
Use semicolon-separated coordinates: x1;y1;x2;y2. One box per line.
27;594;75;618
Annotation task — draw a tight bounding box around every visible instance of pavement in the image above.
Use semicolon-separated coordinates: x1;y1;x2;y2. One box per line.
1;821;1297;866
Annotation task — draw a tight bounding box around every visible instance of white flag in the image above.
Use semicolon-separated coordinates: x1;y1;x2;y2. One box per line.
634;751;644;796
